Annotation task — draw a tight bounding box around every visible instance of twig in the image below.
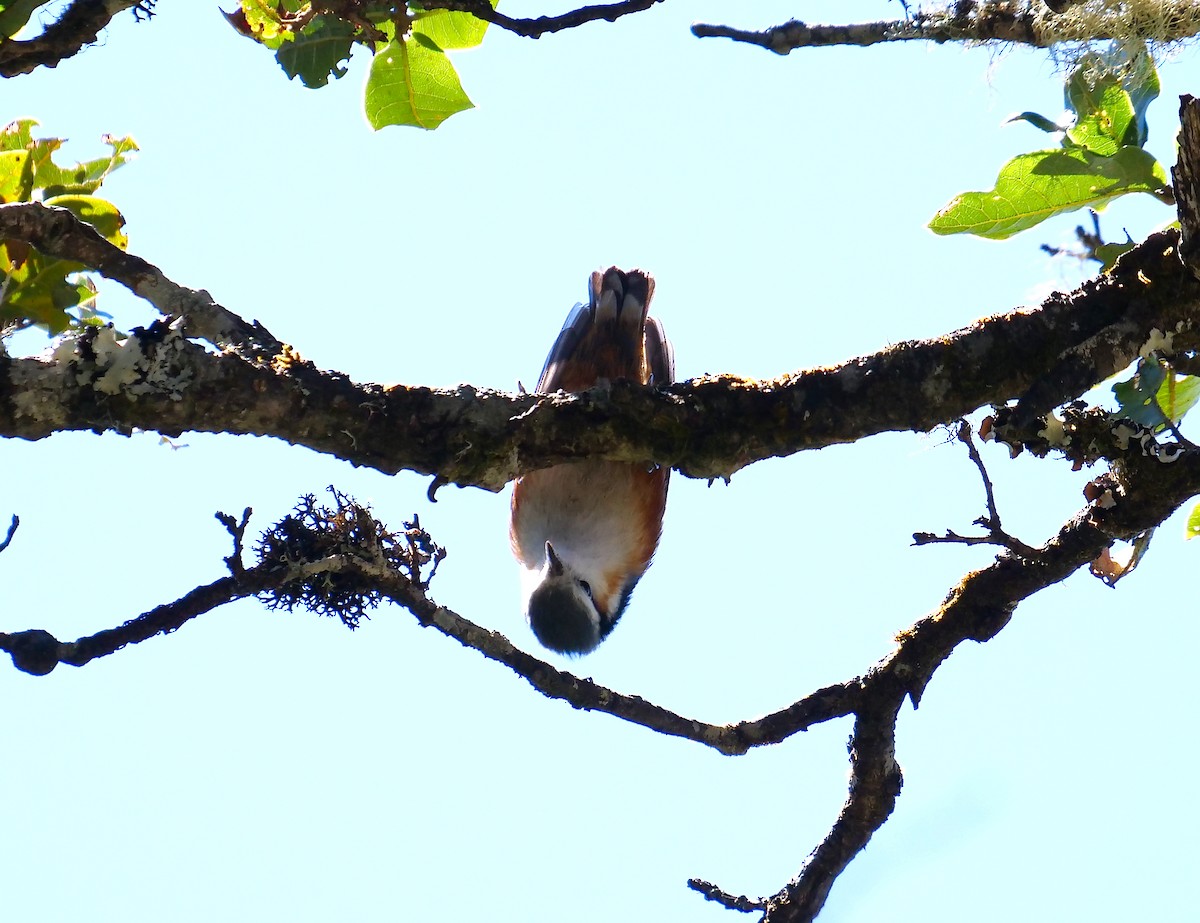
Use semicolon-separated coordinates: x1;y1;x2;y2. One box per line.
414;0;666;39
1040;211;1107;263
912;421;1038;556
0;514;17;552
688;880;765;913
217;507;254;578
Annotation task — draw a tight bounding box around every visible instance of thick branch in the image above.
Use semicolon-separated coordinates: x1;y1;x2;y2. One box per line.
3;204;1198;489
0;1;144;77
413;0;665;39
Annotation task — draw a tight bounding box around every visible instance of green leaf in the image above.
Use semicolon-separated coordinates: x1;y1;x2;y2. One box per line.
1007;111;1064;134
276;16;354;88
412;0;497;50
0;126;134;334
0;0;47;38
1063;50;1160;154
1;249;88;333
0;122;134;200
1186;503;1200;540
1095;240;1136;272
929;147;1169;239
42;194;128;248
0;118;38;152
38;134;138;197
0;150;30;203
1113;357;1169;428
364;37;474;131
1155;372;1200;426
240;0;293;46
1065;78;1136;156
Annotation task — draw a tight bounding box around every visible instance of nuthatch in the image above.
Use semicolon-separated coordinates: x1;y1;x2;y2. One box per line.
509;268;674;655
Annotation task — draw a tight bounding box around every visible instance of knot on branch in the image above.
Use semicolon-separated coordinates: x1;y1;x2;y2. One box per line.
255;488;446;628
1;629;66;676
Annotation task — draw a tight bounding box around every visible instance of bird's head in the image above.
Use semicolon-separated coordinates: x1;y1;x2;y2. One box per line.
526;541;614;656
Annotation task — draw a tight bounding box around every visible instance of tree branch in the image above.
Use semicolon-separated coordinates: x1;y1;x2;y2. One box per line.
0;514;17;552
0;0;147;78
694;441;1200;923
3;201;1198;490
1173;95;1200;281
5;418;1197;920
691;0;1200;54
0;202;283;356
414;0;666;39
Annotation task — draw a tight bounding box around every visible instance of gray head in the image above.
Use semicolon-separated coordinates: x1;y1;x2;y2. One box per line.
526;542;609;655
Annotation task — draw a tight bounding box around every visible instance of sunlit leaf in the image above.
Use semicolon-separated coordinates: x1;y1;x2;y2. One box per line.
0;249;88;333
1064;49;1158;152
365;37;473;131
43;195;128;249
0;150;30;203
239;0;292;45
412;0;497;50
1155;372;1200;425
1065;77;1136;156
1186;503;1200;540
929;147;1169;239
0;126;133;335
0;118;39;152
37;134;139;197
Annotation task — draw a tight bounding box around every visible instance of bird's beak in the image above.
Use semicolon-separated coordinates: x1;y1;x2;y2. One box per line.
545;541;564;577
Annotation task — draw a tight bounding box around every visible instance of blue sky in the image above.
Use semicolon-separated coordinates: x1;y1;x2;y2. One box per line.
3;3;1197;921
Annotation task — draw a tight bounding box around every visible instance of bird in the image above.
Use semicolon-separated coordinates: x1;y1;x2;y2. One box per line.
509;267;674;655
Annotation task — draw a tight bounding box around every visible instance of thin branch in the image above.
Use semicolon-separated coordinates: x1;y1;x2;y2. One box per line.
413;0;665;39
0;497;855;753
696;447;1200;923
4;430;1200;920
691;7;1039;54
0;1;146;78
689;880;766;913
0;574;253;675
691;0;1200;54
1040;210;1106;264
0;514;17;552
913;421;1038;555
0;202;284;357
